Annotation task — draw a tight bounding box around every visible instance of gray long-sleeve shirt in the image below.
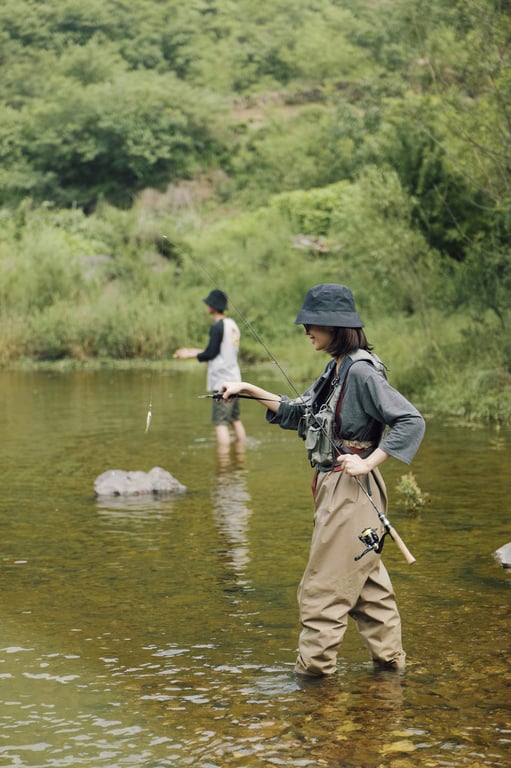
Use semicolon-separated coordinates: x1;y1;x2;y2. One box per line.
266;356;425;465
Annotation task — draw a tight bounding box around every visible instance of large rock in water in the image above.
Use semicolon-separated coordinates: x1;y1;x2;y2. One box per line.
494;542;511;569
94;467;186;498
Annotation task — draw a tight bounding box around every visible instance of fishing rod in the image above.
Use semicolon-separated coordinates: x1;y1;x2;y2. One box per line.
201;391;415;564
354;495;416;564
198;393;280;403
169;237;416;564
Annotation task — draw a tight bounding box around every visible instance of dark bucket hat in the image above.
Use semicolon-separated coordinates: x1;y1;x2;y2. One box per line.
294;284;364;328
203;289;227;312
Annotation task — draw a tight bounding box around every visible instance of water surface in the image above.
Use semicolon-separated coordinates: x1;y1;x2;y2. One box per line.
0;367;509;767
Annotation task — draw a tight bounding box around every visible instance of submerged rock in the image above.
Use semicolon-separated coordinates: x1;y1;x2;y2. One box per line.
494;542;511;569
94;467;186;498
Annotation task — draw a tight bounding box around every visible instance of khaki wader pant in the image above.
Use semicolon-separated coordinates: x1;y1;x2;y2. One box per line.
295;468;405;677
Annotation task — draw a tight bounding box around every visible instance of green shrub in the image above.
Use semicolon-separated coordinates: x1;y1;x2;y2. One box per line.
395;473;429;512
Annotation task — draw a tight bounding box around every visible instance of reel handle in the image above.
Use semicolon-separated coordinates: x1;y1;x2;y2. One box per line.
388;525;416;565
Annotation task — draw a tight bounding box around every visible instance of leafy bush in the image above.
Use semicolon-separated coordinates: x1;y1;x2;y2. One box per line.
395;472;429;512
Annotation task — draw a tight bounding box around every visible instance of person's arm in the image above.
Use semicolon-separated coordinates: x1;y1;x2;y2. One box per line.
174;347;203;359
219;381;281;413
174;320;223;360
196;321;223;361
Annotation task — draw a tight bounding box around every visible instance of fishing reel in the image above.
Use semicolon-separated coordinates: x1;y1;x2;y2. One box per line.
354;527;387;561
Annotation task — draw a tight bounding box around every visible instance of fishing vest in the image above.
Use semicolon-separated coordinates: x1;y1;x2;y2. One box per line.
297;350;386;471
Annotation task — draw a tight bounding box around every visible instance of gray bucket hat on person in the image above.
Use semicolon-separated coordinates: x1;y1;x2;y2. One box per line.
203;289;228;312
294;284;364;328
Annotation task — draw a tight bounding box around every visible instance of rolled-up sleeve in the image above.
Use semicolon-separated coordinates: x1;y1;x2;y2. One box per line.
266;396;306;430
343;368;425;464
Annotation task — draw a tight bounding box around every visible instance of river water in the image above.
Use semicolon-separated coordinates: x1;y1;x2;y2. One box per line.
0;366;509;768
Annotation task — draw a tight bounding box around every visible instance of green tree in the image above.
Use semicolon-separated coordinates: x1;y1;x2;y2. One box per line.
0;70;225;207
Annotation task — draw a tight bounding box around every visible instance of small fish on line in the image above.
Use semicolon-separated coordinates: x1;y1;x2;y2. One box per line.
145;407;152;432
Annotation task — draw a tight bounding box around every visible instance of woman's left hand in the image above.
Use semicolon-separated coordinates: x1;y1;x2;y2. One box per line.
336;453;371;476
336;447;388;476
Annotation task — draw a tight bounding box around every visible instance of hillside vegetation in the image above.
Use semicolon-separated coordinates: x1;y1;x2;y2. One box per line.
1;0;510;423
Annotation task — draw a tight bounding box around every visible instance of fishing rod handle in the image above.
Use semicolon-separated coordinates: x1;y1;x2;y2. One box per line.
388;526;416;565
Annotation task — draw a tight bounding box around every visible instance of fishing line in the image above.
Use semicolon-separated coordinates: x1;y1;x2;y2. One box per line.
145;350;162;433
167;236;414;563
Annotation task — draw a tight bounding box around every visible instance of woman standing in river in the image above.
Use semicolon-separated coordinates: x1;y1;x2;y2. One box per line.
220;283;425;678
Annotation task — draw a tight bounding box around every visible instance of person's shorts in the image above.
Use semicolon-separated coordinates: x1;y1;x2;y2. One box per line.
212;397;241;426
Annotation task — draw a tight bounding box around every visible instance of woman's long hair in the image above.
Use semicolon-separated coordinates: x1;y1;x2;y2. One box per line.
326;327;372;358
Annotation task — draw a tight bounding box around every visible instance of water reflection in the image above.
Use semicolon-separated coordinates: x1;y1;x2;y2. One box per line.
212;446;253;589
96;495;183;517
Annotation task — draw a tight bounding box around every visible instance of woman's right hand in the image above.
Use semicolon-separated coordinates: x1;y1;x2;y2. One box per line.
219;381;246;399
219;382;281;412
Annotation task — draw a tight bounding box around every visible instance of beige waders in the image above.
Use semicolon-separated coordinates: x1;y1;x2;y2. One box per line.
294;468;406;677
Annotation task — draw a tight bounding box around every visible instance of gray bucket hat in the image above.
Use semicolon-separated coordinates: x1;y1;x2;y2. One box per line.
203;289;227;312
294;284;364;328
